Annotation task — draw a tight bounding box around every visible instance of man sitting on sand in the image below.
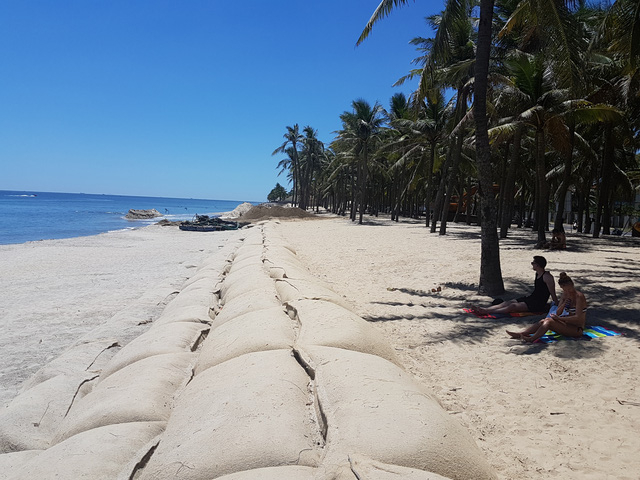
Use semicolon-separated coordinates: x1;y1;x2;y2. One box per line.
475;256;558;314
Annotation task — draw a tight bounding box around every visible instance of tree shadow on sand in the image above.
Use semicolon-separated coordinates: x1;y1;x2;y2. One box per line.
364;283;638;359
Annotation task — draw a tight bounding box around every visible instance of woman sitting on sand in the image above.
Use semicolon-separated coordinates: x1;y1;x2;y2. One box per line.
506;272;587;343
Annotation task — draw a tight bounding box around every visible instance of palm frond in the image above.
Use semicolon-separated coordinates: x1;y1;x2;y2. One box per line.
357;0;414;46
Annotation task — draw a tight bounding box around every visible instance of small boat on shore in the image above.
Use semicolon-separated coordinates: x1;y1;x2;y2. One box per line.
179;214;238;232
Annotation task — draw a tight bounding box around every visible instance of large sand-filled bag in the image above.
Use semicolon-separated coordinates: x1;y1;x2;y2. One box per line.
0;450;42;477
262;244;300;266
181;268;223;289
211;456;452;480
53;353;195;443
263;257;311;280
231;244;264;263
226;253;265;275
161;289;217;317
195;307;294;373
240;227;263;244
347;454;453;479
211;289;281;328
180;276;219;294
287;299;399;366
214;466;316;480
275;278;350;309
138;350;321;480
220;264;273;299
0;372;98;453
299;346;496;480
18;339;118;392
99;323;208;379
263;238;296;254
153;304;213;327
7;421;165;480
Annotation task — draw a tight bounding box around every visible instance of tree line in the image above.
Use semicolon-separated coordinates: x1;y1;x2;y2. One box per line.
272;0;640;295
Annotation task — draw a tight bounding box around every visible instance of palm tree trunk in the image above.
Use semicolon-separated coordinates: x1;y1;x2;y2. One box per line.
500;126;522;238
594;123;614;238
453;176;464;223
430;147;452;233
358;149;368;225
425;143;436;228
466;177;473;225
350;172;357;222
497;143;509;224
553;121;575;232
475;0;504;296
535;128;548;246
439;133;464;235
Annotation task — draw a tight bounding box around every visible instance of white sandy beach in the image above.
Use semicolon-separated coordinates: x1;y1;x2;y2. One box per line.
0;224;244;407
276;215;640;480
1;215;639;479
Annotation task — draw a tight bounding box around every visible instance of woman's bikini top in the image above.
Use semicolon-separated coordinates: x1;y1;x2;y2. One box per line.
563;297;587;315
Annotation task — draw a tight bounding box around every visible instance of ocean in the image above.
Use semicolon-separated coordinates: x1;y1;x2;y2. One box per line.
0;190;250;245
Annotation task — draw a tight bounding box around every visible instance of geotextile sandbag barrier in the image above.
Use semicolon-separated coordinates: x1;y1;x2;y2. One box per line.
195;306;295;373
138;350;322;480
53;352;195;444
17;339;119;393
213;465;317;480
7;421;165;480
346;454;453;479
160;289;217;317
152;304;214;327
263;256;312;280
0;371;99;453
296;345;496;480
219;263;273;299
211;288;281;329
287;299;400;366
0;450;42;475
275;277;351;309
231;244;264;263
99;322;208;379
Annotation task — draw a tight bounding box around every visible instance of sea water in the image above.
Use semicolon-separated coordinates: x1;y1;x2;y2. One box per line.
0;190;250;245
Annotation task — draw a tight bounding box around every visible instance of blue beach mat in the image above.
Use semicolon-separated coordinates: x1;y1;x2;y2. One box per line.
537;325;622;344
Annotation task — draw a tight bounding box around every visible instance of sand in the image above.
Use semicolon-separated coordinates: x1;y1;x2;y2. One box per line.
1;215;638;479
0;224;244;407
275;215;640;480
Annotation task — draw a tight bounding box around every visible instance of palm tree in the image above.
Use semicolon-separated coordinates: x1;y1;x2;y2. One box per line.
332;99;386;224
474;0;505;295
389;92;451;226
299;126;325;210
272;125;303;207
359;0;505;295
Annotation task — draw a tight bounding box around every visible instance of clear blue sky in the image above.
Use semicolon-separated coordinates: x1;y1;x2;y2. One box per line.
0;1;441;202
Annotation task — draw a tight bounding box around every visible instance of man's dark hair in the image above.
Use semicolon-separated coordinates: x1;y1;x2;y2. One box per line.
533;255;547;268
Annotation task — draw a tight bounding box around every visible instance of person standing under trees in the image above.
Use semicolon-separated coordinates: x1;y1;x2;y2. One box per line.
475;256;558;314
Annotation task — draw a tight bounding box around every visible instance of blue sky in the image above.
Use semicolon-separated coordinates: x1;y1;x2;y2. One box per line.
0;1;440;202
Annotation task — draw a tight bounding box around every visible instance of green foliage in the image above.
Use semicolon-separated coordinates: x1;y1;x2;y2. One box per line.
267;183;288;202
272;0;640;243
